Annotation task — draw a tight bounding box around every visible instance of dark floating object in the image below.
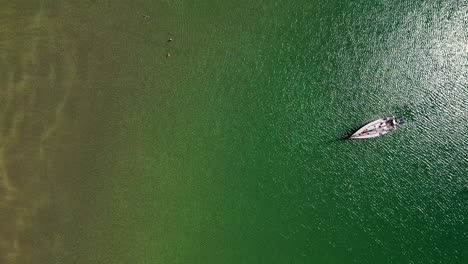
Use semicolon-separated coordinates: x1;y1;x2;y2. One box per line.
349;116;405;139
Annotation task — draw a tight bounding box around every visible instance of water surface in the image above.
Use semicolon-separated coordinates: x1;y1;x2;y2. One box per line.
1;0;466;263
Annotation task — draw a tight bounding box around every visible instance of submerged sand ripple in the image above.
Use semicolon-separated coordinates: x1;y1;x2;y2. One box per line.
0;3;74;263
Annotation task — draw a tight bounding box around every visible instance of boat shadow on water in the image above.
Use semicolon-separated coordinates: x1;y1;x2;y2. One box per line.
326;126;362;143
342;125;363;140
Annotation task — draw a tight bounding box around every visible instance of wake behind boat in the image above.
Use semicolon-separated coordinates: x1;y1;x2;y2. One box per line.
349;116;405;139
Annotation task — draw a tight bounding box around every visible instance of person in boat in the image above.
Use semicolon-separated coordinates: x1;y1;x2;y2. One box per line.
385;119;397;129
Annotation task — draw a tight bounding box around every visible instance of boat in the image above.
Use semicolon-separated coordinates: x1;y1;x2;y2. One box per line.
349;116;405;139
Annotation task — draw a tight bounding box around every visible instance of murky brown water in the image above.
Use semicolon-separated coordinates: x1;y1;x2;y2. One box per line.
0;1;136;262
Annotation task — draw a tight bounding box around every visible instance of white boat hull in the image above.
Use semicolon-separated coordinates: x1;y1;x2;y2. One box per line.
349;117;400;139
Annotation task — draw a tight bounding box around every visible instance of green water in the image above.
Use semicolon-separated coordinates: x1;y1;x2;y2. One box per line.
1;0;466;263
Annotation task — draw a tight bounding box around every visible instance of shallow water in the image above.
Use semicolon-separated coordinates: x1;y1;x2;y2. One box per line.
1;0;466;263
